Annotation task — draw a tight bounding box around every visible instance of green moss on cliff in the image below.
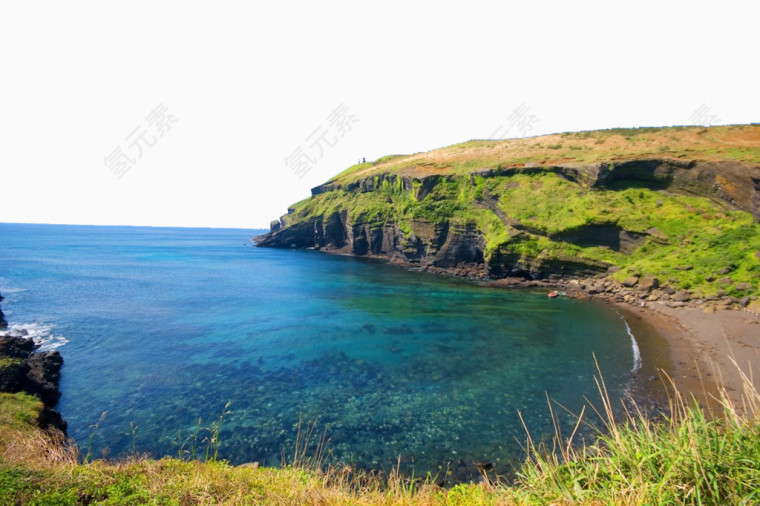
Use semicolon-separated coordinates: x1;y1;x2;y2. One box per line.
0;392;44;432
0;357;24;369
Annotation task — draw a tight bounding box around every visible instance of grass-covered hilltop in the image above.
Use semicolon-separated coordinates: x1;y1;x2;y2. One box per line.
257;125;760;309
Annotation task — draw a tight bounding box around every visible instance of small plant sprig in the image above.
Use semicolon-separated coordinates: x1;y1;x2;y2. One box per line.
128;421;138;457
287;415;330;470
205;400;232;462
174;400;232;463
83;411;108;464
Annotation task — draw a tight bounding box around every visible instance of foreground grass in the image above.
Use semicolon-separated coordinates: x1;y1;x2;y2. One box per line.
2;366;760;505
514;363;760;504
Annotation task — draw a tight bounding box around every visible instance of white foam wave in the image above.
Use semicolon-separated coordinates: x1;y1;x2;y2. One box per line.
0;279;27;295
617;313;642;373
2;323;69;351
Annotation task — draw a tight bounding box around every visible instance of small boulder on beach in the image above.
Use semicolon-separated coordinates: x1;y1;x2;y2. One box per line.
622;276;639;288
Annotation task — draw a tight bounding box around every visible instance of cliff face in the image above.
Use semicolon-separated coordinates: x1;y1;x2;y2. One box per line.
258;209;489;277
256;126;760;299
307;158;760;220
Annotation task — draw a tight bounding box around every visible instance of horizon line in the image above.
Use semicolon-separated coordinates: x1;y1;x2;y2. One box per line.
0;221;270;231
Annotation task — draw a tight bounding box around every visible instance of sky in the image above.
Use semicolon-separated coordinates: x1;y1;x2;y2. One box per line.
1;1;758;229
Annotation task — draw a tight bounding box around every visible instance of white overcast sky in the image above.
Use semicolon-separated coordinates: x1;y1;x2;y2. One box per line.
1;1;758;229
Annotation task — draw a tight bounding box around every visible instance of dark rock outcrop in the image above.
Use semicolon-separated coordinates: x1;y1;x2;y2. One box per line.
592;159;760;221
257;213;490;278
0;301;66;433
0;293;7;329
550;224;646;254
486;245;609;280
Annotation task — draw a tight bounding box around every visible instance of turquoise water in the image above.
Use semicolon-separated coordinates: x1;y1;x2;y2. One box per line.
0;223;637;479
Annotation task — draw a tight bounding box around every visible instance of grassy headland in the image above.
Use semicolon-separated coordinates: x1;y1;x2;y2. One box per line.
262;125;760;308
328;125;760;184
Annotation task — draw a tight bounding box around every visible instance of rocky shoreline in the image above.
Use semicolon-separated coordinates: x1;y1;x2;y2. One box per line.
482;267;758;315
485;268;760;411
0;292;66;433
309;244;759;315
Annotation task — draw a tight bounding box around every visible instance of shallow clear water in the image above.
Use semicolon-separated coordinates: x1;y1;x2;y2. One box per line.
0;223;636;478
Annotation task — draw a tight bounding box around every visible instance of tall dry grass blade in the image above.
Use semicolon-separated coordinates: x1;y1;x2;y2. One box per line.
545;392;562;458
592;354;620;442
516;410;536;457
565;404;585;459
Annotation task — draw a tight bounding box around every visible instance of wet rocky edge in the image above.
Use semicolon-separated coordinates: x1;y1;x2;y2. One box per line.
559;266;757;314
477;262;758;313
0;292;66;433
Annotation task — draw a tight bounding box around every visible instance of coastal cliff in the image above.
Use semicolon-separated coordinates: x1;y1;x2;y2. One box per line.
256;125;760;306
0;294;66;433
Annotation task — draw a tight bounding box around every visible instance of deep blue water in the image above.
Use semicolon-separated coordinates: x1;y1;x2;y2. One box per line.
0;223;638;478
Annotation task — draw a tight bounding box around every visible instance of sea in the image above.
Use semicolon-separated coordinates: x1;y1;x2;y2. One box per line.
0;222;642;480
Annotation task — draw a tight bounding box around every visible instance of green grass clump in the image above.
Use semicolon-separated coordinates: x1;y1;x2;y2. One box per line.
0;357;24;369
0;392;43;432
512;363;760;505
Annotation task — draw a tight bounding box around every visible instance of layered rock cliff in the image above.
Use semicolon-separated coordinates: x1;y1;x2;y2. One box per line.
256;125;760;300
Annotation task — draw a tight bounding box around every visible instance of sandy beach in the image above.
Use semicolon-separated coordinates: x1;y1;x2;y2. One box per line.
616;302;760;410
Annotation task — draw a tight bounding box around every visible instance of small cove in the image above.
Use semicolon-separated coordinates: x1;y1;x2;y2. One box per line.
1;223;644;479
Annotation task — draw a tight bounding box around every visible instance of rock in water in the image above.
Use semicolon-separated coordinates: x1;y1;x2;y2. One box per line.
0;292;7;329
